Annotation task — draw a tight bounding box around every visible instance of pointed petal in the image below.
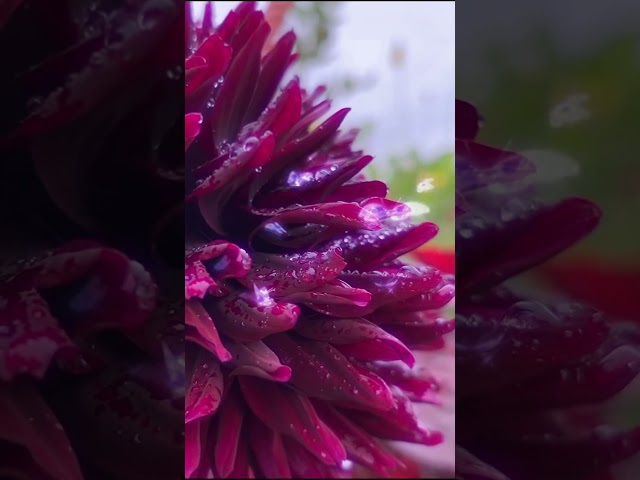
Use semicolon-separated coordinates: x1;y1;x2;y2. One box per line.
265;334;396;411
185;301;231;362
239;376;347;465
226;340;292;381
185;350;224;423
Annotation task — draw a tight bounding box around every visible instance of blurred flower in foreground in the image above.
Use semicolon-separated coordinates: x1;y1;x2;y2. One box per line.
455;99;640;480
185;2;454;478
1;1;184;479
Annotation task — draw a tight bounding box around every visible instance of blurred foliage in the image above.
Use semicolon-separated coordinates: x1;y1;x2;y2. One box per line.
458;33;640;263
368;150;455;249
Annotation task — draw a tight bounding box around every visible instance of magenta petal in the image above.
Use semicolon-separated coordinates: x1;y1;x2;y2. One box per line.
184;259;224;299
251;202;383;243
229;10;265;54
192;132;275;198
248;417;293;479
192;33;232;80
185;350;224;423
347;387;443;446
341;267;442;302
295;316;415;367
314;402;403;476
367;361;441;404
283;280;371;318
185;418;204;478
214;385;245;478
208;21;269;148
185;301;231;362
185;113;203;151
283;436;350;478
331;221;439;269
239;376;347;465
265;334;396;411
252;77;302;141
226;340;292;382
186;241;252;284
245;30;297;123
242;248;346;297
384;317;455;348
259;154;374;209
249;108;352;199
215;290;300;342
379;278;455;312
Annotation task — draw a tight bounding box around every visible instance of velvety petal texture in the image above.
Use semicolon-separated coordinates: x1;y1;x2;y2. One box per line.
185;2;454;478
455;99;640;480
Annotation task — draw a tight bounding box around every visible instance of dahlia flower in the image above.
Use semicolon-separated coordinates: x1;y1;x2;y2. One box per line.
455;99;640;480
185;3;455;478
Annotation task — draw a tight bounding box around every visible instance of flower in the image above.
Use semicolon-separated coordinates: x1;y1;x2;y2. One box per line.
455;99;640;480
184;3;455;478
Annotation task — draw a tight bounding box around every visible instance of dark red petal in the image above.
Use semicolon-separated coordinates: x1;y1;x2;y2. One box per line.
456;301;609;397
185;301;231;362
250;108;351;199
337;266;443;314
384;317;455;348
208;21;270;148
251;201;383;245
225;340;292;382
483;326;640;409
192;132;274;198
461;198;601;293
185;113;202;151
239;376;347;465
283;279;371;318
185;350;223;423
314;402;404;476
244;30;297;124
214;385;245;477
248;416;293;479
284;437;350;478
295;315;415;367
215;290;300;342
366;361;441;404
330;221;439;269
185;418;204;478
242;247;346;297
265;334;396;411
346;387;443;446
